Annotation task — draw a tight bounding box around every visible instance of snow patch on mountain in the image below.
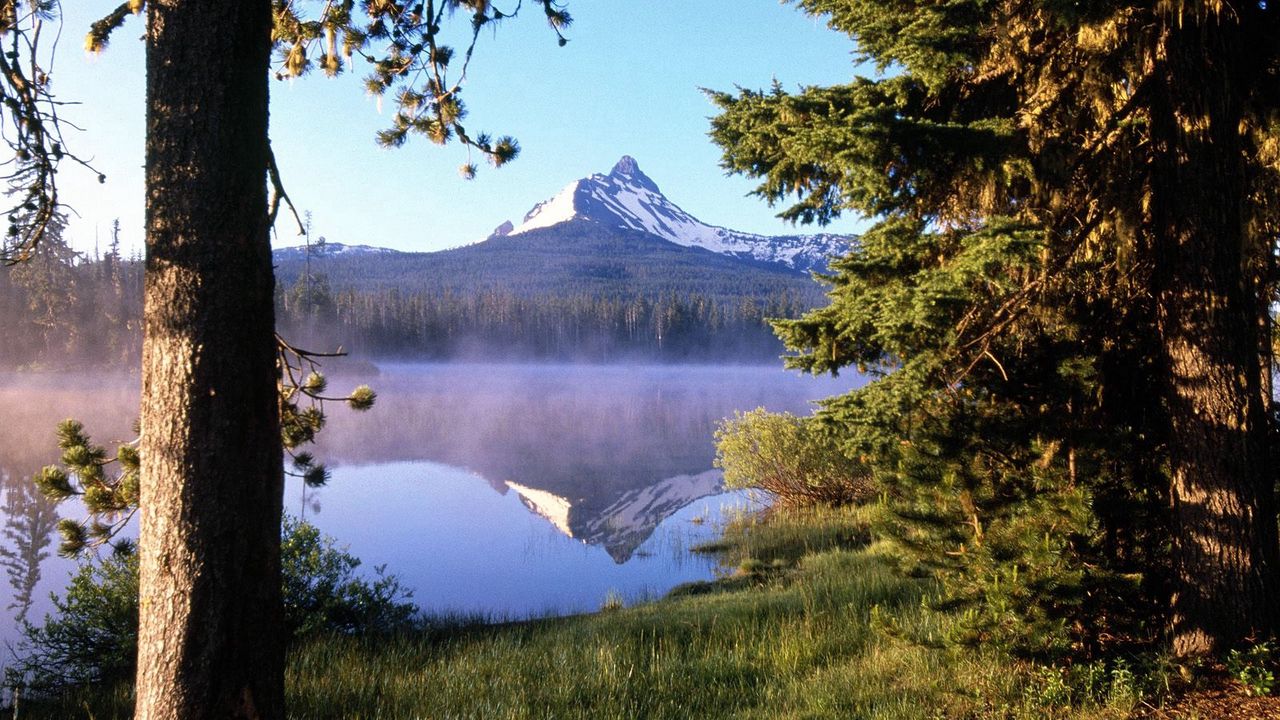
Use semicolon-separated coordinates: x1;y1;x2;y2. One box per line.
506;156;851;272
273;242;404;259
515;180;582;233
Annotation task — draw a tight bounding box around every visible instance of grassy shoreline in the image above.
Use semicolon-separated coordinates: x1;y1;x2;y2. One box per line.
18;506;1153;719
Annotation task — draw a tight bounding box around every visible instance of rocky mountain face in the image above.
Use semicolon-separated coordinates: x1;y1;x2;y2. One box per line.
498;156;852;273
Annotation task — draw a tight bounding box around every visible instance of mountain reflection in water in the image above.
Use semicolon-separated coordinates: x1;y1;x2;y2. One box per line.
509;469;724;563
304;364;857;568
0;364;860;649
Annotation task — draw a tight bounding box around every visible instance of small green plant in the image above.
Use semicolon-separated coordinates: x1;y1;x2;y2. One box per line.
279;516;415;638
1106;657;1140;706
1016;657;1151;714
1026;665;1073;709
6;549;139;690
599;590;624;612
1226;641;1276;697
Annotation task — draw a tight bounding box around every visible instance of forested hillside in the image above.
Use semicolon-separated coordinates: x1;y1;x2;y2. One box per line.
273;219;821;299
274;219;825;361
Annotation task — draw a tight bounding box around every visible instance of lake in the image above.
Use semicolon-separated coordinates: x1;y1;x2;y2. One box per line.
0;363;858;662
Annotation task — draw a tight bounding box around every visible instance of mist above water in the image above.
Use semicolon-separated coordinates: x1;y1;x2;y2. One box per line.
311;363;854;488
0;363;862;655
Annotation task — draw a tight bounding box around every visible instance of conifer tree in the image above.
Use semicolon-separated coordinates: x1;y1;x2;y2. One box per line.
711;1;1279;656
8;212;80;362
1;1;571;717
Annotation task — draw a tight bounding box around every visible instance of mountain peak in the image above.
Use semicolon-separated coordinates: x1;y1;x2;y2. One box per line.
611;155;640;176
502;156;852;271
608;155;660;193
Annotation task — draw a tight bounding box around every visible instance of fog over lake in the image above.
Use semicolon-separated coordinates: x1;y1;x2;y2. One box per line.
0;363;859;660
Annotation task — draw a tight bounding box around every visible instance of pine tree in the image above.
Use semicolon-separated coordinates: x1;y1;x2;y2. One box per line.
710;1;1280;656
8;212;80;363
0;1;573;717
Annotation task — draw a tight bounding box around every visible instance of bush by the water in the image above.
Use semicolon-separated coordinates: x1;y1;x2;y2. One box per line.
6;517;415;693
8;547;139;689
715;408;873;507
280;518;415;638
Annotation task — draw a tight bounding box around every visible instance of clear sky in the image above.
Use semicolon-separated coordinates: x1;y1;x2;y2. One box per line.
51;2;866;255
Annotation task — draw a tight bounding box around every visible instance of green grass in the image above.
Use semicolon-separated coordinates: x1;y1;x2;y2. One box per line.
15;506;1149;719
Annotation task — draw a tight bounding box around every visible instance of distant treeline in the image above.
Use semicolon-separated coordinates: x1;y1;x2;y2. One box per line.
278;274;810;361
0;226;142;370
0;232;818;368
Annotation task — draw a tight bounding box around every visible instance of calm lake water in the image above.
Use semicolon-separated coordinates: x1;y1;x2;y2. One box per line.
0;363;858;662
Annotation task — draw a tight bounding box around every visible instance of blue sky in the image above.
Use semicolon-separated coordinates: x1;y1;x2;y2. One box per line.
52;2;866;254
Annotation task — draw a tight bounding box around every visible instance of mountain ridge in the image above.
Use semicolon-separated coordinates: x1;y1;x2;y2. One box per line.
275;218;820;302
272;242;403;263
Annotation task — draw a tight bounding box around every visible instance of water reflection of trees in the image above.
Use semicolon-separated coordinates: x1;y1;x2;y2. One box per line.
0;378;137;629
1;465;59;623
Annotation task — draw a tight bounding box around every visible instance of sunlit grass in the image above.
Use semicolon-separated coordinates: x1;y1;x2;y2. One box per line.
17;505;1143;719
279;505;1134;720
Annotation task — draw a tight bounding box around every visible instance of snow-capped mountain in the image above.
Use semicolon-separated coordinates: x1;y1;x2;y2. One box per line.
499;156;852;273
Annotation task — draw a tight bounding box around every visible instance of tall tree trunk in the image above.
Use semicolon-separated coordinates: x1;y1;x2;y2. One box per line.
136;2;282;718
1149;16;1280;656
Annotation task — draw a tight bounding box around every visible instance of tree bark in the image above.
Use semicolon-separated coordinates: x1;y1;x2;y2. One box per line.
1149;16;1280;656
136;2;282;718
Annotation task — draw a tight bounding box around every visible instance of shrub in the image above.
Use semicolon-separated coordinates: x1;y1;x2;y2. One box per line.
280;516;415;638
8;549;139;690
8;517;415;693
714;408;873;508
